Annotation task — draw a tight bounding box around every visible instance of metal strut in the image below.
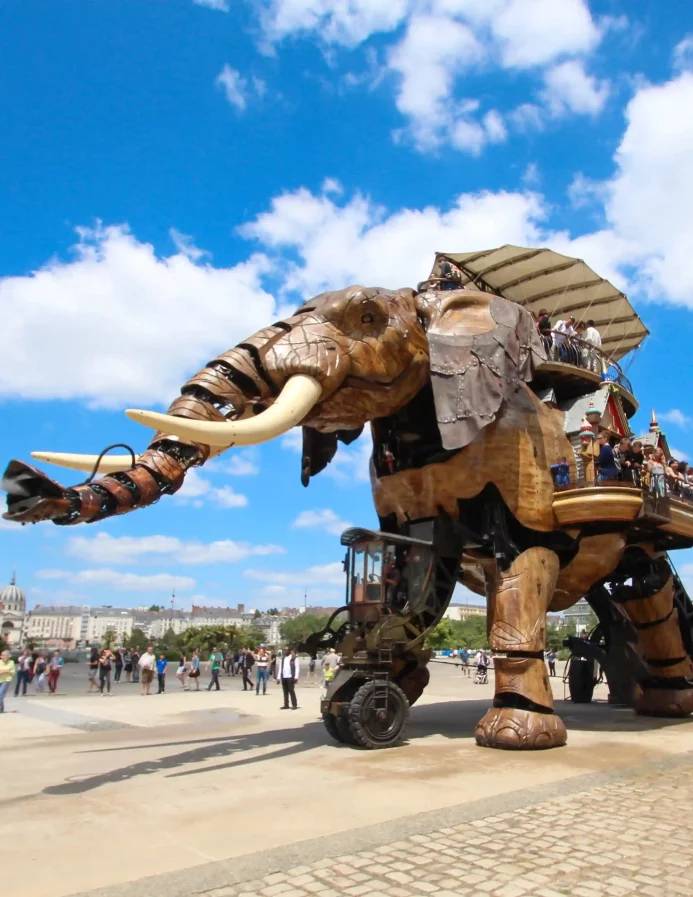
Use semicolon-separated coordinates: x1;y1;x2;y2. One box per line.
372;638;393;719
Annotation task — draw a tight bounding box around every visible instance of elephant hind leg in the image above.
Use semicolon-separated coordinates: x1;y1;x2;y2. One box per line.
618;556;693;717
475;547;567;750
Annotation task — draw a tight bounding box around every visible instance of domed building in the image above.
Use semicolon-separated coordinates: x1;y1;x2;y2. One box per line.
0;572;26;648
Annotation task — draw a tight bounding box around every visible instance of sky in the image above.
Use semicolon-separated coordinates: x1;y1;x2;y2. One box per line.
1;0;693;612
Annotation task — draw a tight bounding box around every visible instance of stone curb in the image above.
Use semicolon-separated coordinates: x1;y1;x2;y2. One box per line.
69;748;693;897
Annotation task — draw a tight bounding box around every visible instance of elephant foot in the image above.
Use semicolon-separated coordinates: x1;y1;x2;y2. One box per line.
635;687;693;718
474;706;567;750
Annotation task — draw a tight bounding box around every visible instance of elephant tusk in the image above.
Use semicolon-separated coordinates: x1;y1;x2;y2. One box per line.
125;374;323;447
30;452;141;474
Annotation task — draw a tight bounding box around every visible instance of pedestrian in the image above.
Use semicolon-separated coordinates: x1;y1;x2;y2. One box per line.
131;649;140;683
33;652;48;694
255;644;270;695
189;651;201;690
232;650;241;677
156;653;168;694
308;656;316;683
114;648;124;683
98;648;113;696
176;652;189;690
321;648;339;685
207;646;222;691
0;650;16;713
87;647;100;693
123;649;133;683
239;647;254;691
47;650;64;694
138;646;156;696
14;648;32;697
459;647;470;677
547;650;557;677
279;647;299;710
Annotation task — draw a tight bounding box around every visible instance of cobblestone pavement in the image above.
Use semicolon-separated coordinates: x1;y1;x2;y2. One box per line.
199;764;693;897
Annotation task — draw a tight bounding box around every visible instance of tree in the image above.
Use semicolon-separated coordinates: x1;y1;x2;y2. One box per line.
148;604;164;612
268;608;279;616
253;609;261;619
238;626;266;649
280;614;329;647
124;628;149;652
101;628;117;649
178;625;240;658
426;618;455;650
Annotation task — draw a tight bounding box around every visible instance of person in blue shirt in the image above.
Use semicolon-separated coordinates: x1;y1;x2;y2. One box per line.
156;653;168;694
597;434;619;482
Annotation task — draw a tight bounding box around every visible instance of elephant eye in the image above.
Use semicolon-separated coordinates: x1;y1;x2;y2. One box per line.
361;313;375;324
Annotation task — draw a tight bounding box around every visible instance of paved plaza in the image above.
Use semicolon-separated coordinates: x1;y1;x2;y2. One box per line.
2;663;693;897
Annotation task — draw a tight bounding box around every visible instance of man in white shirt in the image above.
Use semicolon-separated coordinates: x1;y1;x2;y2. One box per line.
553;317;576;362
583;319;603;372
138;646;156;696
279;648;300;710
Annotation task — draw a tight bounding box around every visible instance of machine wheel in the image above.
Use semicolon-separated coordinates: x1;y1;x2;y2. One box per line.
568;657;596;704
347;680;410;749
322;712;345;744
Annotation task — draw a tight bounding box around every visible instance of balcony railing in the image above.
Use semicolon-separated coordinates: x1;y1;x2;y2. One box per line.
552;467;693;508
539;331;633;394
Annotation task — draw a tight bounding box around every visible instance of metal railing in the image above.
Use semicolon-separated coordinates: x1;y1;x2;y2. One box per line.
538;330;633;393
552;467;693;507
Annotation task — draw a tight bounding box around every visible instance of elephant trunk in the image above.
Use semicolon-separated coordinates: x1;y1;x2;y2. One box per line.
27;322;310;525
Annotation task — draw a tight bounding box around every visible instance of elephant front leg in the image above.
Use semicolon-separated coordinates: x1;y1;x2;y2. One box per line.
475;547;567;750
620;562;693;717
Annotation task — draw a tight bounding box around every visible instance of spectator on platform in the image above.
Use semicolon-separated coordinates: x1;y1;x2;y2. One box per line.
596;434;619;482
138;646;156;696
0;650;15;713
536;309;552;356
550;456;571;487
614;438;632;482
667;459;685;496
14;648;32;697
648;448;667;498
553;317;576;362
627;440;645;487
583;320;603;372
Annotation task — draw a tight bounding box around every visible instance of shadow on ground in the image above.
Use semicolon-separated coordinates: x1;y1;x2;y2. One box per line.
41;696;692;797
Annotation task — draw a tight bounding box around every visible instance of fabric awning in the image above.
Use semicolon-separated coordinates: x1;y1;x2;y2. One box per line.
433;245;648;361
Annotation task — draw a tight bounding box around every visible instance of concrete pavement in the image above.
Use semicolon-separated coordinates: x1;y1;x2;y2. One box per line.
1;665;692;897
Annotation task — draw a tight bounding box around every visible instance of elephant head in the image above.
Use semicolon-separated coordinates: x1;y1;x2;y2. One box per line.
3;282;545;525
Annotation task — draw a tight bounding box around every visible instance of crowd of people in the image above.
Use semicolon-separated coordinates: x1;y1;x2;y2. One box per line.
535;310;605;373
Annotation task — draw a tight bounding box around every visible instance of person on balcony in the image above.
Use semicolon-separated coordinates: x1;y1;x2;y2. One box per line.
679;462;693;498
536;308;553;355
647;448;668;497
582;320;602;372
626;440;645;487
614;437;632;482
666;459;685;496
553;316;576;362
596;434;619;482
550;457;571;488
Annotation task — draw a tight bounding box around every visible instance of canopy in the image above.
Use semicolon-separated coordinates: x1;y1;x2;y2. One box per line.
434;245;648;361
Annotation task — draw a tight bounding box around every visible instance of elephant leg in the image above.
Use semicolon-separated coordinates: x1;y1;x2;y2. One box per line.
619;562;693;717
475;547;567;750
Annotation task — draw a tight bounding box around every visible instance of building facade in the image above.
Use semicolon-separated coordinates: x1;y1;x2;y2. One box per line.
0;573;26;647
444;602;487;622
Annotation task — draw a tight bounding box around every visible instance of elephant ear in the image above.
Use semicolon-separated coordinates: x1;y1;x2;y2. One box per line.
423;292;546;452
300;426;364;486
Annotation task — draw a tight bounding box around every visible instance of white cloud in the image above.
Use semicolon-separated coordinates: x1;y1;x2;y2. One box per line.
223;451;260;476
0;223;275;407
542;60;609;117
241;184;544;297
567;171;607;209
259;0;409;47
244;561;345;586
673;35;693;73
292;508;352;536
216;65;250;110
174;469;249;508
66;532;284;565
169;228;208;262
193;0;229;10
660;410;692;429
37;568;196;592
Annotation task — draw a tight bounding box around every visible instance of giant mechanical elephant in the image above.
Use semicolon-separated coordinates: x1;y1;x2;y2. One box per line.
5;283;693;749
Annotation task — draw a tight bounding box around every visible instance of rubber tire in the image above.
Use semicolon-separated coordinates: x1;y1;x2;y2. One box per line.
322;712;346;744
347;680;410;749
568;657;595;704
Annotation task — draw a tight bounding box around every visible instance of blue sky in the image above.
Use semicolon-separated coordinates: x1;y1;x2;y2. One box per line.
2;0;693;611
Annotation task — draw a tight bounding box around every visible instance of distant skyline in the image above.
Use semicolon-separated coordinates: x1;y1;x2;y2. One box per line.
2;0;693;607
